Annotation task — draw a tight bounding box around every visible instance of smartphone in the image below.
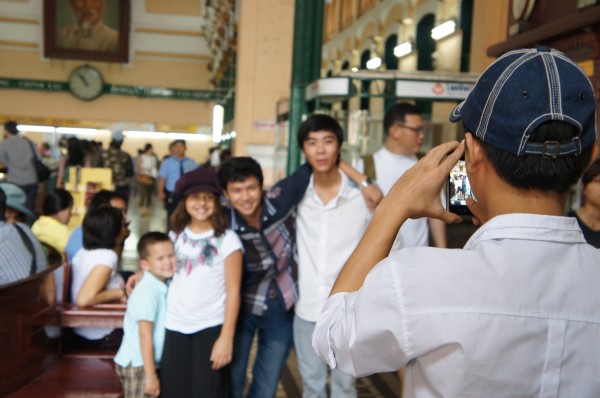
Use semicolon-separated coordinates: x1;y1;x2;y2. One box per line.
447;159;474;217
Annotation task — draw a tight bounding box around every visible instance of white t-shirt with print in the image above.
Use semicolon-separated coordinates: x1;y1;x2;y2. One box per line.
71;248;123;340
166;228;242;334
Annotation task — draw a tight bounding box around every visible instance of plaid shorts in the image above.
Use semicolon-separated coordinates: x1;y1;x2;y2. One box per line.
115;363;150;398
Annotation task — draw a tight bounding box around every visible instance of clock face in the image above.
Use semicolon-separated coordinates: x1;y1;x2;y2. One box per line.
68;65;104;101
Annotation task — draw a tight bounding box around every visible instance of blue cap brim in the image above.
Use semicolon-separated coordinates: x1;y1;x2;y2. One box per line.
449;101;465;123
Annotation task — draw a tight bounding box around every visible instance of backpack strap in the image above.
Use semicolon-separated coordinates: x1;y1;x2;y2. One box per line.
361;154;377;180
13;223;37;275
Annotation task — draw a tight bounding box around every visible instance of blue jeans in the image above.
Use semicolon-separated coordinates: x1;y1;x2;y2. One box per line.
230;289;293;398
293;315;356;398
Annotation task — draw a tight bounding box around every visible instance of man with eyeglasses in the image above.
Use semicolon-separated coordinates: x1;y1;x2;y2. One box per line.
360;102;446;252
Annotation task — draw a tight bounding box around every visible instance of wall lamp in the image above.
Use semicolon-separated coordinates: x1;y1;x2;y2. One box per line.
431;19;456;40
366;56;382;70
393;40;413;58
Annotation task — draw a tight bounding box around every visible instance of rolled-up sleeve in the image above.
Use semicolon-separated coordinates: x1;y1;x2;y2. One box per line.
312;258;409;377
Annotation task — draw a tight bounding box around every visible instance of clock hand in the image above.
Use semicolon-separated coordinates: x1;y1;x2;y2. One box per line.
78;72;89;87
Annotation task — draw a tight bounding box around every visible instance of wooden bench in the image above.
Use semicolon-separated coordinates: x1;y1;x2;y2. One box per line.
0;262;125;397
0;266;59;396
58;262;126;358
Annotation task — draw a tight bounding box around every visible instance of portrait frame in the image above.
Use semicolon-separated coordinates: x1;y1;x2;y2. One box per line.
43;0;130;63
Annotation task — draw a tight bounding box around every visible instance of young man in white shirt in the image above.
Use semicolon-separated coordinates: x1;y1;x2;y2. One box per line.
360;103;446;252
313;47;600;397
295;114;371;398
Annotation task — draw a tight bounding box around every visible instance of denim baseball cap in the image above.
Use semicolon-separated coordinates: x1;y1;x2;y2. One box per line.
450;47;597;157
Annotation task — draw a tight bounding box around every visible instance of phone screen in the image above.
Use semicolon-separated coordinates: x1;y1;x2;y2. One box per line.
448;159;474;217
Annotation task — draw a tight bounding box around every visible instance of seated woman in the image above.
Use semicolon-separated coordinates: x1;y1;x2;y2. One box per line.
32;189;73;258
70;205;127;344
569;159;600;248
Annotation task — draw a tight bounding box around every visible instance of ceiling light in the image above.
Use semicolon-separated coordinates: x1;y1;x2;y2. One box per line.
431;19;456;40
17;124;56;133
366;56;382;70
56;127;100;136
124;131;169;139
123;131;210;141
393;41;413;58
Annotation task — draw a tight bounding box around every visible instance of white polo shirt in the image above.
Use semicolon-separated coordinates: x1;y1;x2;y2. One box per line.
313;214;600;397
295;171;371;322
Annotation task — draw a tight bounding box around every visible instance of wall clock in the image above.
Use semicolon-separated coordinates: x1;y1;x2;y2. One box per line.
68;65;104;101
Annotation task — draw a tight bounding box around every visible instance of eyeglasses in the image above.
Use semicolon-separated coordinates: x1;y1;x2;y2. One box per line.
397;123;426;135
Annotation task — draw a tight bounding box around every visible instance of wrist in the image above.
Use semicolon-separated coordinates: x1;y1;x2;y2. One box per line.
144;373;157;380
361;177;375;189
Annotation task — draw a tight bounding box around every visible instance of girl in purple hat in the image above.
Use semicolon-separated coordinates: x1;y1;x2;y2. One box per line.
160;167;242;398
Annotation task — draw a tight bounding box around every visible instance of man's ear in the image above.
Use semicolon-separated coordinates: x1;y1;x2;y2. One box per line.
222;188;230;201
464;133;484;174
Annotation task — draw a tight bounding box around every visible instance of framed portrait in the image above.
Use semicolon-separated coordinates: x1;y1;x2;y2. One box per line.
44;0;130;63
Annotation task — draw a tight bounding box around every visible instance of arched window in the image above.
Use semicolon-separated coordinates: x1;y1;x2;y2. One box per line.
360;49;371;110
416;14;435;116
384;34;398;112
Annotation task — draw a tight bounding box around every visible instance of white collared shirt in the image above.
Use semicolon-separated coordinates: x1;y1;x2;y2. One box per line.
313;214;600;397
295;171;371;322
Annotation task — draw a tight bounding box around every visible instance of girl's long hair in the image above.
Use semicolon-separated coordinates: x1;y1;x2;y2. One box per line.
169;193;227;237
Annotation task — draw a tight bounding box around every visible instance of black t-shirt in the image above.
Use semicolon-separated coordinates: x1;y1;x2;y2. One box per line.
569;210;600;249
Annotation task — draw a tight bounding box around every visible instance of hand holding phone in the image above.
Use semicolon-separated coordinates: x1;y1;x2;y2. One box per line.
447;159;474;217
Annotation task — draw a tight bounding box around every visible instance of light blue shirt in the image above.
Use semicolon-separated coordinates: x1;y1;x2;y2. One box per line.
65;225;83;263
114;271;168;368
158;156;197;192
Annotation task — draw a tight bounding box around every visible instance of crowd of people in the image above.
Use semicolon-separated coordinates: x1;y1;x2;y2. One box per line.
1;47;600;398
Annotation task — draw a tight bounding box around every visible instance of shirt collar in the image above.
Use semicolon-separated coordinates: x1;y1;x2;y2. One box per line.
229;197;271;232
305;169;353;208
464;213;587;249
143;270;168;294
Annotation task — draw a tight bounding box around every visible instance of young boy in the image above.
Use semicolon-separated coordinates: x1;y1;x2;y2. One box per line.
114;232;176;398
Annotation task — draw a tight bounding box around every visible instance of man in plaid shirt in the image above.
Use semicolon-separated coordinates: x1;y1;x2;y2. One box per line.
219;156;380;398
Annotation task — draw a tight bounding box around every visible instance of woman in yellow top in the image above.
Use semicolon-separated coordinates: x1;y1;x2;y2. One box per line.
32;189;74;257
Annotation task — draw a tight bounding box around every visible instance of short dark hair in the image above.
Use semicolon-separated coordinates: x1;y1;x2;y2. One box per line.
137;231;172;260
383;103;421;135
581;158;600;187
42;189;73;216
169;193;228;237
4;121;18;135
82;206;123;250
173;139;186;148
468;121;593;193
296;114;344;149
218;157;264;189
88;190;127;213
